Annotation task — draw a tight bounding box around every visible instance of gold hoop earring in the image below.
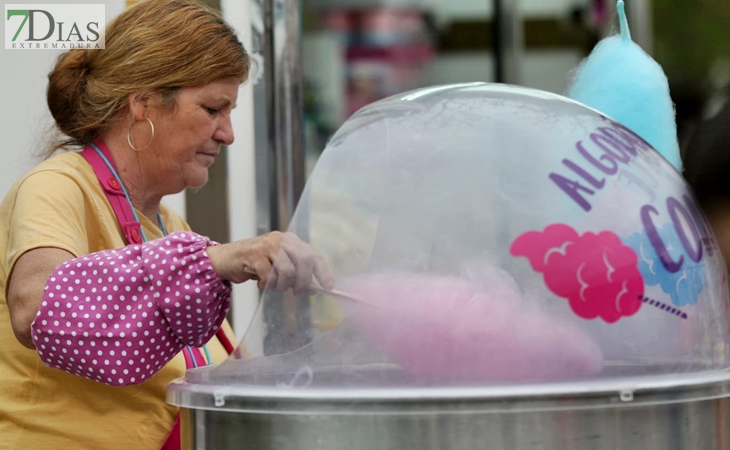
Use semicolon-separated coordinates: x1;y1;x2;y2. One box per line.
127;117;155;151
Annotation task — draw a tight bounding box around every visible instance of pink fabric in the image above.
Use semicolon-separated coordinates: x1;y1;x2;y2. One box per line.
215;328;236;354
161;417;182;450
31;231;232;386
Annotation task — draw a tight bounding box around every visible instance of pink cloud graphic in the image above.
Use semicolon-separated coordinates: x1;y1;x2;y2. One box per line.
510;224;644;323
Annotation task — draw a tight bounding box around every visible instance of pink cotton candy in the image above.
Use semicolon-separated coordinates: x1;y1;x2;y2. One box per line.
340;271;604;383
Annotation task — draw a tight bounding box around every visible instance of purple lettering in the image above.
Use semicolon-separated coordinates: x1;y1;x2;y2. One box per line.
576;141;618;175
605;122;653;151
549;172;595;212
562;159;605;189
667;196;702;263
598;127;641;157
591;133;630;163
640;204;683;273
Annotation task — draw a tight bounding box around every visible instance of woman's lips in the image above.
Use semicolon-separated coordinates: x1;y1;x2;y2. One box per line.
197;152;217;163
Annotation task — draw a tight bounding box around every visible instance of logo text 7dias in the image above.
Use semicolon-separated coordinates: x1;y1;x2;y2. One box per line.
5;4;105;50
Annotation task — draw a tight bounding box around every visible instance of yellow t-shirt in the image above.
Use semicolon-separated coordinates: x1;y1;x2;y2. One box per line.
0;151;235;450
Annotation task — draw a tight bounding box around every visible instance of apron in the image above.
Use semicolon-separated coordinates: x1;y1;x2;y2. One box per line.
80;139;235;450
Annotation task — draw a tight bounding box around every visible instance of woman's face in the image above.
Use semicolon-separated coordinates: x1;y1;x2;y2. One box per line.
140;77;240;192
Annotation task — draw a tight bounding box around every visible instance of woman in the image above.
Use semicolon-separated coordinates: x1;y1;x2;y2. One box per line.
0;1;331;449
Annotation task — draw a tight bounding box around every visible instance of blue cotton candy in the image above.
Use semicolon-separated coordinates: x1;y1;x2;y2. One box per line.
567;0;682;171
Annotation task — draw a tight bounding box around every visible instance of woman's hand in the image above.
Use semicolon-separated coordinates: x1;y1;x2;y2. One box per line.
207;231;333;296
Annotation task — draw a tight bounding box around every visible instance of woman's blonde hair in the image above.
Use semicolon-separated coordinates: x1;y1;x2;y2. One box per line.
46;0;249;155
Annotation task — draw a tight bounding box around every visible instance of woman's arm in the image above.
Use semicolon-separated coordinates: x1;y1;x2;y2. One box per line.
30;231;231;386
7;248;76;348
12;228;330;386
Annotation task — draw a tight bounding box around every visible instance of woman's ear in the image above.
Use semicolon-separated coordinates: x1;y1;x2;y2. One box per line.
127;91;160;121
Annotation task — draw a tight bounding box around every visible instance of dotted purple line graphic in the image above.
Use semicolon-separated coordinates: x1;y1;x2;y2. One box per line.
637;295;688;319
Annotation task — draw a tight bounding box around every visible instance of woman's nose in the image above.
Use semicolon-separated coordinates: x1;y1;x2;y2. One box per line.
214;116;234;145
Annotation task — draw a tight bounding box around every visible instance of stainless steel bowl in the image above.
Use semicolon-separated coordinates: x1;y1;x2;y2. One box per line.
168;364;730;450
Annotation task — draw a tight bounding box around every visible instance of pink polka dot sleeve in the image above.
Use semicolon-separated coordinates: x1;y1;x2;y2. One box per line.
30;231;232;386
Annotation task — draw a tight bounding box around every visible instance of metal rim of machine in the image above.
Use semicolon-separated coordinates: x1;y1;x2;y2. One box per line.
167;367;730;415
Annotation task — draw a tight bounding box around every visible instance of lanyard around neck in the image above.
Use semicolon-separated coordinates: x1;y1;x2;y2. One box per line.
81;140;167;243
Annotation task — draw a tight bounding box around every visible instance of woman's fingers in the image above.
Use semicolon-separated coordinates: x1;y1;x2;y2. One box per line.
292;255;314;297
235;231;333;296
271;250;296;292
281;234;322;296
249;257;273;291
312;254;334;291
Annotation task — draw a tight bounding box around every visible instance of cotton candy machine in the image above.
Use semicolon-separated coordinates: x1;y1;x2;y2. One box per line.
168;83;730;449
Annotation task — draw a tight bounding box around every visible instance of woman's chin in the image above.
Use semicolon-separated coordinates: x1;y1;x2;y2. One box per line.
184;171;209;190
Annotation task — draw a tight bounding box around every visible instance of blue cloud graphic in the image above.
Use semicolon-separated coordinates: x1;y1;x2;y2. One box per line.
624;223;705;307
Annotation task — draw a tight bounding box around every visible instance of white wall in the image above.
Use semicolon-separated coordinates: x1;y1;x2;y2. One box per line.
0;48;59;197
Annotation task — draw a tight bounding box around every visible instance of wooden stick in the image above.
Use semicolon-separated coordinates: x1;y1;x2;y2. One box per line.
243;267;371;306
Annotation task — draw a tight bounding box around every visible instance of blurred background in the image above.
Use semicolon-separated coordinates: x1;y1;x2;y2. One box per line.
297;0;730;175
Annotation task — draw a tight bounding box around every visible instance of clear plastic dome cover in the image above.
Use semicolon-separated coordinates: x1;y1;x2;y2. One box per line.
192;83;730;390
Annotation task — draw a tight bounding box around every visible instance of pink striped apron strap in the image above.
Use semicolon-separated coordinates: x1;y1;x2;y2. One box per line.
79;139;144;245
